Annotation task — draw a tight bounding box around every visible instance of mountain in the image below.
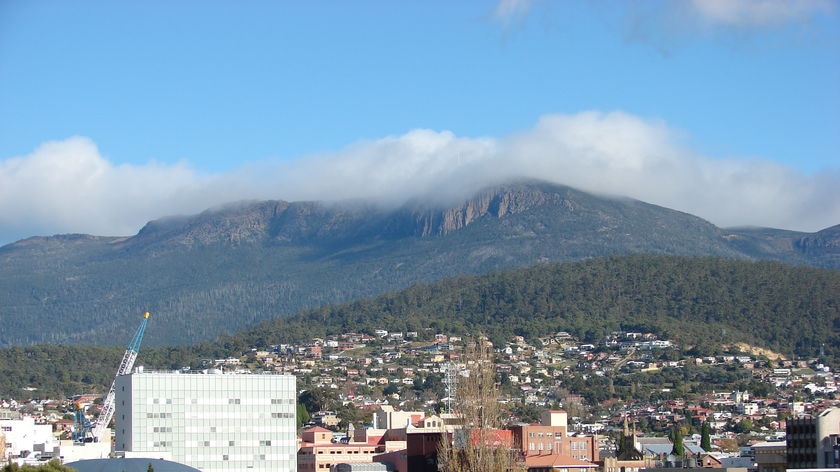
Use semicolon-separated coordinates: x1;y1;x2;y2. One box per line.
722;224;840;270
0;181;836;347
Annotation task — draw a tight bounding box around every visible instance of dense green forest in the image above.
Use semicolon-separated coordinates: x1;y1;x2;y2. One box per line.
1;255;838;400
233;255;840;358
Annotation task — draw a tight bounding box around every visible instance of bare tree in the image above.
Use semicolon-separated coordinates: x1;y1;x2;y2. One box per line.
437;336;525;472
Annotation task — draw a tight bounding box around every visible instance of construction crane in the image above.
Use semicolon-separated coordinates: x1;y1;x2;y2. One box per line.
71;399;94;444
91;311;150;442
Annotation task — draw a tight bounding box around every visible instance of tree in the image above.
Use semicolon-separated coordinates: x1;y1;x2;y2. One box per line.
670;426;685;456
510;402;543;424
336;403;367;430
298;387;338;415
700;421;712;451
437;336;525;472
733;418;753;434
296;403;311;430
2;460;77;472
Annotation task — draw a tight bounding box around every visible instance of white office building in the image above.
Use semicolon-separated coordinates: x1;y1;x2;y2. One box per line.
114;370;296;472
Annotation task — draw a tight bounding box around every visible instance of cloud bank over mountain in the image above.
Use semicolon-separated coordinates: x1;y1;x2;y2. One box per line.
1;110;838;245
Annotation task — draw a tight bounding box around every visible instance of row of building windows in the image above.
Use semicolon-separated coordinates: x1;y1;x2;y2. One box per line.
528;431;563;438
145;397;294;405
313;449;376;454
139;396;294;404
226;398;293;404
219;454;291;461
529;442;556;450
570;441;587;450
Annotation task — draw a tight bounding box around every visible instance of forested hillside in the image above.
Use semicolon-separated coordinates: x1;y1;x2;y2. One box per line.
234;255;840;359
1;255;837;399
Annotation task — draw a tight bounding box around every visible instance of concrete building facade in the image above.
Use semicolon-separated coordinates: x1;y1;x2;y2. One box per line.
787;407;840;469
114;371;296;472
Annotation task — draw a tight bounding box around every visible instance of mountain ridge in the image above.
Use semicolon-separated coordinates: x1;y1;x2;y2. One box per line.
1;181;836;347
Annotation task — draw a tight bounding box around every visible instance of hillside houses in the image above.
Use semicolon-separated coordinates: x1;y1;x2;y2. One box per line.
2;327;839;470
221;328;840;443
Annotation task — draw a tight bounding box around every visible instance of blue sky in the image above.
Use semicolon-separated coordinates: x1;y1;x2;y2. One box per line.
1;0;838;244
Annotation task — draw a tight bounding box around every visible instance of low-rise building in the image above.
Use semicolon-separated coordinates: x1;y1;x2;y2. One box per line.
510;410;599;463
298;426;384;472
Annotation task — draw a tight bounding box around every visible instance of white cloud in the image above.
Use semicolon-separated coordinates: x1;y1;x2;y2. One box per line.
494;112;839;232
268;129;499;206
497;0;835;36
1;113;838;246
491;0;534;29
689;0;834;27
0;137;222;241
617;0;836;55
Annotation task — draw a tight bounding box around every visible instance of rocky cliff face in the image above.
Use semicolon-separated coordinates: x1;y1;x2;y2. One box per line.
125;183;581;247
796;224;840;269
406;183;578;237
798;224;840;249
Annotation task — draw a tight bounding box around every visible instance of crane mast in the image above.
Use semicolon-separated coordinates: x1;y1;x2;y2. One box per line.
92;312;150;442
